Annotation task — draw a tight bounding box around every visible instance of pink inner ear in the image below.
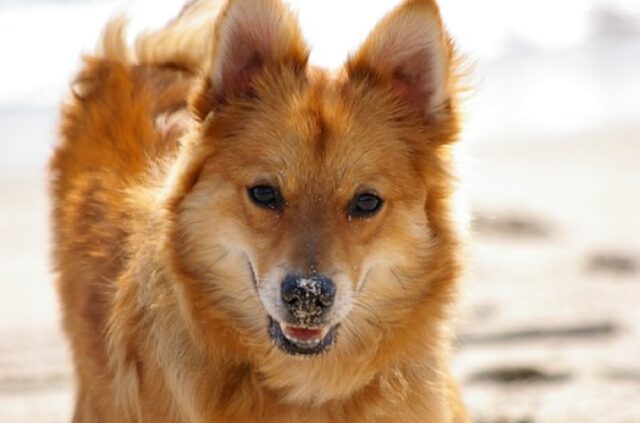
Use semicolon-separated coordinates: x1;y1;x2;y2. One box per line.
390;54;436;110
218;28;267;100
224;52;264;100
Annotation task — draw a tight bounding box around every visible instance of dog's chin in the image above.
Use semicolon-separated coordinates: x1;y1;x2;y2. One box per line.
268;317;337;356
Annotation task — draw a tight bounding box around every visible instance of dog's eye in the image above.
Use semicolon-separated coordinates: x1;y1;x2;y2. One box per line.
248;185;281;210
350;193;383;218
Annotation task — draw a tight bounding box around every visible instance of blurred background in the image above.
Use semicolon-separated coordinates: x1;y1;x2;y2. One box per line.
0;0;638;421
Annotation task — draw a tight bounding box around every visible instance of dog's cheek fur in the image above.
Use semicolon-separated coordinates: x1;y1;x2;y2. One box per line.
165;161;265;352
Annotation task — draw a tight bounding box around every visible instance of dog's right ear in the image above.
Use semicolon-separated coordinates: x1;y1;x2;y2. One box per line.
345;0;454;121
192;0;308;120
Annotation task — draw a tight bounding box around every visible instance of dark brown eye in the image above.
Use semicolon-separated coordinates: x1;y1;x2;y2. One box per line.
350;193;383;218
248;185;281;210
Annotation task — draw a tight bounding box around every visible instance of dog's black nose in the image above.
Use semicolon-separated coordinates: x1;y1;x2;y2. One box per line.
281;274;336;325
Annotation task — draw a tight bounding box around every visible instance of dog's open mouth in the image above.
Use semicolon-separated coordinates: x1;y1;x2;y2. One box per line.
269;317;337;356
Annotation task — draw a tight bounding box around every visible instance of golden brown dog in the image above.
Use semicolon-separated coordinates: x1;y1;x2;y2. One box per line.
51;0;468;421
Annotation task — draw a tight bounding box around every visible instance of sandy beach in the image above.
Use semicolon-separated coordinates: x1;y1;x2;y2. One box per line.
1;1;639;422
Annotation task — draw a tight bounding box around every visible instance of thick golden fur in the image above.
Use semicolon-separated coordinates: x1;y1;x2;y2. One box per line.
51;0;469;421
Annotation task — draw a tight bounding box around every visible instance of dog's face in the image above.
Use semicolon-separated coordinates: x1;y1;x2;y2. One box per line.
170;0;460;367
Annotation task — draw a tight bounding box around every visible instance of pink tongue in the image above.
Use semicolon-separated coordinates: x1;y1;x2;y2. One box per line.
284;326;323;341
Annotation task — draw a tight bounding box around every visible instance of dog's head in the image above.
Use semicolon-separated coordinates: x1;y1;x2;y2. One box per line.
167;0;462;399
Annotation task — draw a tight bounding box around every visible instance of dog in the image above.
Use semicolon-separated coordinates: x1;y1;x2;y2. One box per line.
51;0;468;421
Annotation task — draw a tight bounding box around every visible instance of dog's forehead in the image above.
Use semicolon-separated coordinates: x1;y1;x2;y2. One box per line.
215;66;419;194
285;67;415;185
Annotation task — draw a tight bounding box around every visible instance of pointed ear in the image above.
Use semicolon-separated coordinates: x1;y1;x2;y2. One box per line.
346;0;454;118
193;0;308;119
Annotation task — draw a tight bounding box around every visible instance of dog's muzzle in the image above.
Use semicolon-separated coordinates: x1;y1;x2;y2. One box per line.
269;273;338;355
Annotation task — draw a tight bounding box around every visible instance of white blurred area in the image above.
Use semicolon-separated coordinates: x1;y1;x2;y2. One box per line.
1;1;639;422
0;0;639;154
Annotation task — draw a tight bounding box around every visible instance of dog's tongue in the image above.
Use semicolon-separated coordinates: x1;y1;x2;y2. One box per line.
283;325;323;341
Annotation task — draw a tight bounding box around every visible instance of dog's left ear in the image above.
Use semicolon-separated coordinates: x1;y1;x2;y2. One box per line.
192;0;309;120
346;0;454;119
